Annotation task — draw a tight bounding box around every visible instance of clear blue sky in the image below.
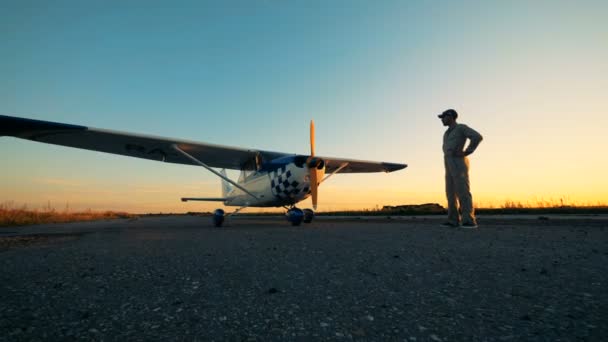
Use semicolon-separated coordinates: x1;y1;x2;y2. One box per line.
2;0;607;212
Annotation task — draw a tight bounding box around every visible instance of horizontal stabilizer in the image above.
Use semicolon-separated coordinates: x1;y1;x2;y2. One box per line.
181;197;228;202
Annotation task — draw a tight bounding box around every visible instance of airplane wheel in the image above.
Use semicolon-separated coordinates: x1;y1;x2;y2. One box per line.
286;208;304;226
303;209;314;223
212;209;225;227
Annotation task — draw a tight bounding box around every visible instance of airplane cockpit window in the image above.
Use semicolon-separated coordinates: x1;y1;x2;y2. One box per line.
239;154;263;182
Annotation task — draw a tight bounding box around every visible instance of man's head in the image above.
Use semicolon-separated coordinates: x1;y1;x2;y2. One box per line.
438;109;458;126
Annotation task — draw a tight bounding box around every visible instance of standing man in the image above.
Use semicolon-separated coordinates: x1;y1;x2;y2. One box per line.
438;109;483;228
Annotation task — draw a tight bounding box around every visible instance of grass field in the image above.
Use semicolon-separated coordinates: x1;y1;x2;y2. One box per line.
330;201;608;216
0;203;135;227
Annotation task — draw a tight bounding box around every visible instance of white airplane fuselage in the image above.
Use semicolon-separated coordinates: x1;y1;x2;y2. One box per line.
225;161;322;208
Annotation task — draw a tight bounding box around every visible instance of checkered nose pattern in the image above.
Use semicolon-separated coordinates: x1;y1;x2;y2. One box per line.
270;165;310;199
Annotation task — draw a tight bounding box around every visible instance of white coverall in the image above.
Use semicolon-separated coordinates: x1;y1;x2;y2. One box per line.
443;123;483;225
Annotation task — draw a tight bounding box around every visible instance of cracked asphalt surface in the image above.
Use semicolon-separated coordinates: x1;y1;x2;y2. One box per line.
1;215;607;341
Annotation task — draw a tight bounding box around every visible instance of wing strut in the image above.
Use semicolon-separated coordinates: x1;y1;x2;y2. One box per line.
321;162;349;184
172;144;259;200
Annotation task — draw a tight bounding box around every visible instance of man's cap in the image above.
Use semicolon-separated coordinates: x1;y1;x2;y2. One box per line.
438;109;458;119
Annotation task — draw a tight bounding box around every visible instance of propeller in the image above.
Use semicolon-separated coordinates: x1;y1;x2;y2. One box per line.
307;120;325;210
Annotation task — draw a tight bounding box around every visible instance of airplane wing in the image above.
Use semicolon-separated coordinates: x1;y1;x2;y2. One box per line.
322;157;406;173
0;114;287;170
1;114;407;173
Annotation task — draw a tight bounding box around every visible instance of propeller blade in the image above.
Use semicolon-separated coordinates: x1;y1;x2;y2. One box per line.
310;120;315;157
308;119;323;210
310;168;318;210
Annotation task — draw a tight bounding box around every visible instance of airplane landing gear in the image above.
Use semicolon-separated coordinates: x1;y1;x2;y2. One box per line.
212;209;225;227
303;209;314;223
286;208;304;226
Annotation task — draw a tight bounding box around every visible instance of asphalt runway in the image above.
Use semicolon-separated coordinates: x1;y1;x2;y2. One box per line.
1;215;607;341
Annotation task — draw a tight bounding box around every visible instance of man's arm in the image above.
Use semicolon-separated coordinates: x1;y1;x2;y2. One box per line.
463;125;483;156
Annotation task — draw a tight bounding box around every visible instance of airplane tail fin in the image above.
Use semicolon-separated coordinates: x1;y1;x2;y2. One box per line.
220;169;233;197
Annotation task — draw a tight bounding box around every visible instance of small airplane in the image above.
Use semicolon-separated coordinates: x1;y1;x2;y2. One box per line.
0;114;407;226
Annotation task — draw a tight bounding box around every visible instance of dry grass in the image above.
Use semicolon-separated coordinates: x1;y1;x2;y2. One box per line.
475;198;608;215
0;202;136;227
476;197;607;209
324;199;608;216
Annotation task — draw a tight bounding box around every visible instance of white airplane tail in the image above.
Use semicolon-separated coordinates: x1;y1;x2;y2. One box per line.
220;169;233;197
